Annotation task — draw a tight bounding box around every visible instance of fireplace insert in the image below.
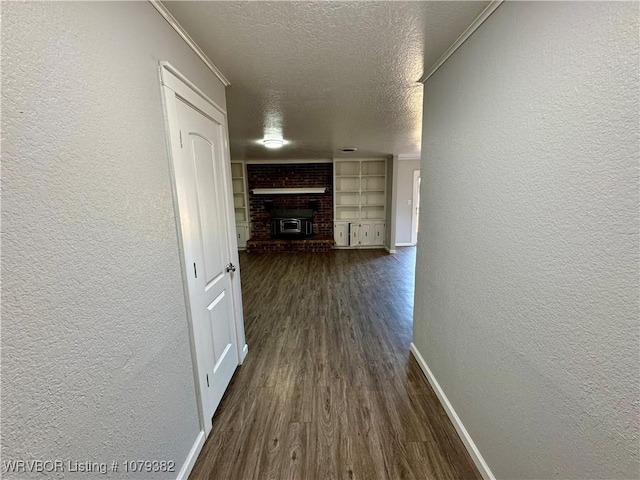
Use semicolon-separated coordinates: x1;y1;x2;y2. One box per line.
270;209;314;238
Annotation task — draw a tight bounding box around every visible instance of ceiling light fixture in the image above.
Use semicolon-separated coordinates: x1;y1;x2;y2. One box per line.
341;147;357;153
263;139;284;149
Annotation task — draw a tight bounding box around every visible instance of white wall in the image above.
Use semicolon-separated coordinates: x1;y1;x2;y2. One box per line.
413;2;639;479
1;2;227;476
395;159;420;245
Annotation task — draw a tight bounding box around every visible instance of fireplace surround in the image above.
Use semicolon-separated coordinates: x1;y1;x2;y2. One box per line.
246;163;334;252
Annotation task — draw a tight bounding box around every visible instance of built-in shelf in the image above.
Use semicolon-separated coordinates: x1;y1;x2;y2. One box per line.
231;161;249;250
252;187;327;195
334;158;387;248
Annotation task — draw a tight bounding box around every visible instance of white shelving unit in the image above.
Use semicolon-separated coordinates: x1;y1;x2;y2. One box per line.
333;158;386;248
231;161;249;249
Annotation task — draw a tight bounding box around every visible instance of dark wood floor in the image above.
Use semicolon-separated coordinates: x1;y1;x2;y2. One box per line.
189;248;480;480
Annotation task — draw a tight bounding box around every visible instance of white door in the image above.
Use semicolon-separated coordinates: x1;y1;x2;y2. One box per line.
173;97;239;431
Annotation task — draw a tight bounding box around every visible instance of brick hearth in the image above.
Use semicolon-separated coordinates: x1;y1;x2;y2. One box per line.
246;237;334;253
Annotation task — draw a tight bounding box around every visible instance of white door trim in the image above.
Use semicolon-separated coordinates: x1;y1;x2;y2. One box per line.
158;62;248;443
160;61;227;117
411;169;420;246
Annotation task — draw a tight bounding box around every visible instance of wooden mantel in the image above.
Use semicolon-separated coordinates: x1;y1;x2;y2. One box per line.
251;187;327;195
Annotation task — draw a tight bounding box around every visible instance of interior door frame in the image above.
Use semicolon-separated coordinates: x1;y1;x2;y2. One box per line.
158;62;248;438
411;169;421;245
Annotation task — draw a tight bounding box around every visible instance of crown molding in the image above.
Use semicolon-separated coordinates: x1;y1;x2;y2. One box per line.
397;154;421;161
149;1;231;86
333;157;388;162
418;0;503;84
244;159;333;164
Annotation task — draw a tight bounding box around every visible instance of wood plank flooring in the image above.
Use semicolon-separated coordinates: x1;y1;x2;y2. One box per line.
189;248;481;480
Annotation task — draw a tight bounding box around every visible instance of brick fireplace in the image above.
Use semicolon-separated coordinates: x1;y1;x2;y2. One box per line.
246;163;334;252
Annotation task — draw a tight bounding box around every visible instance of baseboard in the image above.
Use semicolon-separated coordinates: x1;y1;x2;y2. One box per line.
176;430;205;480
395;242;415;247
410;343;495;480
241;343;249;363
384;246;397;254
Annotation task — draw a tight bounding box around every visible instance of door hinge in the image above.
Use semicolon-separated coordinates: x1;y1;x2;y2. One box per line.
206;374;209;388
193;262;197;278
179;130;183;148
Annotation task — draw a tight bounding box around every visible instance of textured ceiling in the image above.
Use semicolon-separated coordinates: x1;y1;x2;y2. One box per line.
163;1;489;160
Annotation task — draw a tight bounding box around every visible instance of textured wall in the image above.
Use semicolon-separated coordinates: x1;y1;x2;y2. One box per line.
1;2;227;477
247;163;333;239
395;159;420;245
414;2;639;479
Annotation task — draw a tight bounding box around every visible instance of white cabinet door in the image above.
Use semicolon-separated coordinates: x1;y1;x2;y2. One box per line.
360;222;372;246
334;222;348;247
349;223;360;246
236;224;248;249
373;221;385;246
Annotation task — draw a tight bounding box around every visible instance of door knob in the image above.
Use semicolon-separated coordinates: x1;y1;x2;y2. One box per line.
226;263;236;273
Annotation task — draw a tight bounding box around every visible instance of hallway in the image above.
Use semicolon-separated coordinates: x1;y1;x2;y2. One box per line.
189;248;480;479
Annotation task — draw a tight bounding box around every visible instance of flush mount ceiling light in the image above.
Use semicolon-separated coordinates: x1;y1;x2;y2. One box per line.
341;147;358;153
263;139;284;149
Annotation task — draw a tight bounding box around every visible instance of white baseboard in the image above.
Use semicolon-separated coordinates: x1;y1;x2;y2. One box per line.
384;246;397;254
241;343;249;364
176;430;205;480
395;242;415;247
410;343;495;480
